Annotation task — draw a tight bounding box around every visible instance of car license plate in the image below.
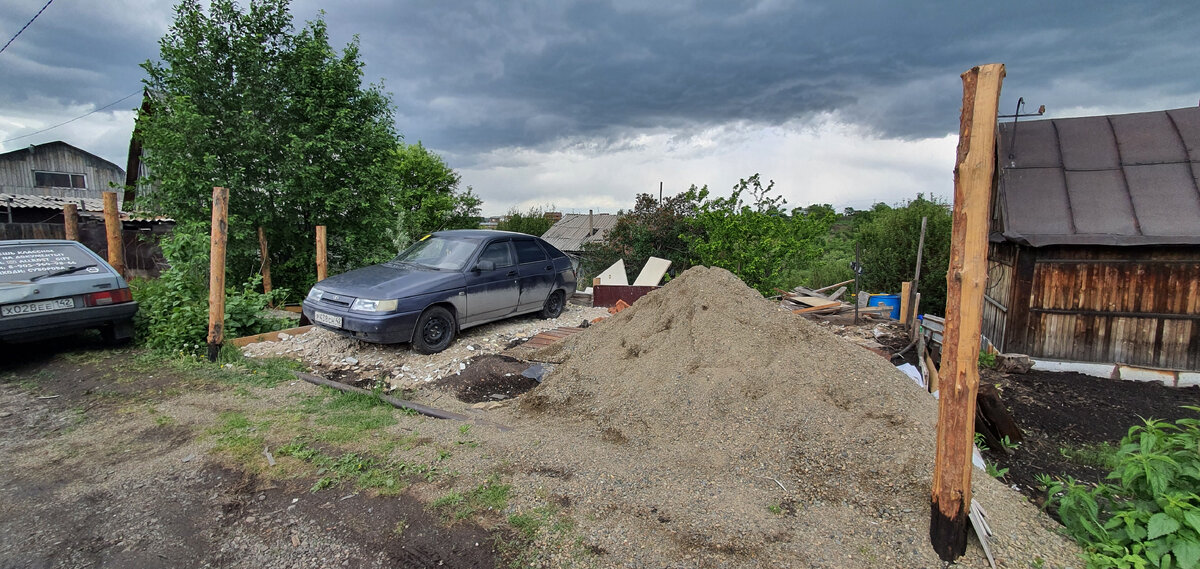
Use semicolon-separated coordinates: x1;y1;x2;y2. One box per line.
1;298;75;317
313;311;342;328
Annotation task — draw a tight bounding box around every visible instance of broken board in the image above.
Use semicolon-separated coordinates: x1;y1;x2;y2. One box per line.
595;259;629;286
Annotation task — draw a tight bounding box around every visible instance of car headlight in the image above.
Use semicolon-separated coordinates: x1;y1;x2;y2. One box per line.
351;298;398;312
306;287;324;302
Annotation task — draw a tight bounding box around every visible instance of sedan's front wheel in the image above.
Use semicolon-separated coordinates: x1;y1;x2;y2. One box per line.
412;306;456;354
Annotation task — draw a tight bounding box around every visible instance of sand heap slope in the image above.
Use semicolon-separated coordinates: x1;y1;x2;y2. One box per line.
505;266;1079;568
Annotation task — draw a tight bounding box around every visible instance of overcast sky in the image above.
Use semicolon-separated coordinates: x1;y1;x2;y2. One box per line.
1;1;1197;216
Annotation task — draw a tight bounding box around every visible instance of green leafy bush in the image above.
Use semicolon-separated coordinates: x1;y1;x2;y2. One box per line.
131;225;289;355
1043;408;1200;569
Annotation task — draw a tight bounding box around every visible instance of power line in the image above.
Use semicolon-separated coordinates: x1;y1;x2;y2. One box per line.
0;0;54;55
1;89;142;144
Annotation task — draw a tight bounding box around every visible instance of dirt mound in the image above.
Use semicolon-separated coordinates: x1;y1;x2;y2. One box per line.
503;266;1079;567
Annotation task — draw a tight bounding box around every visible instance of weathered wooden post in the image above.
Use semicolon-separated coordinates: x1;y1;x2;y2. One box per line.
909;215;928;339
929;63;1004;562
257;226;273;299
207;187;229;362
102;191;126;276
63;204;79;241
316;225;327;282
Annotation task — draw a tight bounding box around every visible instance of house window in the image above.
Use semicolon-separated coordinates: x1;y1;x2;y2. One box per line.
34;171;86;189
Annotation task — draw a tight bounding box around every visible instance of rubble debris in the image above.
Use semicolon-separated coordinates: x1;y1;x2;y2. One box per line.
996;353;1033;374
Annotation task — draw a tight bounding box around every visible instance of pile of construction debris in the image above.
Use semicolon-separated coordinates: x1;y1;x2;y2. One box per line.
492;266;1079;568
778;279;894;318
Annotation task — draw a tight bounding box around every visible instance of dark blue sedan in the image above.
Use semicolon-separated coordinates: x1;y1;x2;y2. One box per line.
302;230;578;354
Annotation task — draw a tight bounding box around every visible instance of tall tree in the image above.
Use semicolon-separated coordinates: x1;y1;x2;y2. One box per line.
856;194;953;316
386;142;482;251
139;0;402;294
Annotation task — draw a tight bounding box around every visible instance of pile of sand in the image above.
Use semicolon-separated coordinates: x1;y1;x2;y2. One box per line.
499;266;1079;568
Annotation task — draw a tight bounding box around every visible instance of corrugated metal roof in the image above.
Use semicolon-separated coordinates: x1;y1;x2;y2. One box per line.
996;106;1200;247
0;192;172;222
540;213;620;252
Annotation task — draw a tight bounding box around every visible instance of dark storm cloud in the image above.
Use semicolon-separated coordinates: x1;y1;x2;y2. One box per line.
2;0;1198;167
309;0;1200;158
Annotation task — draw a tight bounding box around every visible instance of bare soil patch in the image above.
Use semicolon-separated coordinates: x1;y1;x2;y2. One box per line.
434;354;539;403
985;367;1200;502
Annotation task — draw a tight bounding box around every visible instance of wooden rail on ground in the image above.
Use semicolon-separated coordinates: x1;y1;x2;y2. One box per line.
930;63;1004;562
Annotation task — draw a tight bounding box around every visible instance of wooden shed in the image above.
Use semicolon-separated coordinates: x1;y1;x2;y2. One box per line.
0;141;126;201
982;106;1200;371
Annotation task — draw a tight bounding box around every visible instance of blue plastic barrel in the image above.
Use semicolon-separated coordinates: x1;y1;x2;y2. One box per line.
869;294;901;319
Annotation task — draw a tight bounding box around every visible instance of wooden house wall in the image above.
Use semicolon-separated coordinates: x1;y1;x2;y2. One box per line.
1001;245;1200;370
982;242;1015;351
0;144;125;201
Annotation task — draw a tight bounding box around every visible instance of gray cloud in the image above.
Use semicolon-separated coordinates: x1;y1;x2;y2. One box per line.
1;0;1197;205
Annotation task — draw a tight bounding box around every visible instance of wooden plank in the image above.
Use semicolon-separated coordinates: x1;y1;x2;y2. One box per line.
792;296;839;307
900;281;912;324
231;325;314;347
813;279;854;293
258;226;273;299
207;187;229;362
930;62;1004;563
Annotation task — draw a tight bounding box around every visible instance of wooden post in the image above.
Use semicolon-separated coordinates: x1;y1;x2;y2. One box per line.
900;281;913;324
315;225;327;282
910;216;928;339
63;204;78;241
207;187;229;362
929;63;1004;562
257;226;273;300
102;192;126;277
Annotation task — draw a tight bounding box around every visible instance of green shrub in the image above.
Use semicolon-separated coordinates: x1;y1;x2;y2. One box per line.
131;225;289;355
1043;408;1200;569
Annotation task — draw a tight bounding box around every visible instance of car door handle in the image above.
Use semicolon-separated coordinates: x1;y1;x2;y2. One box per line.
507;271;518;277
544;265;553;271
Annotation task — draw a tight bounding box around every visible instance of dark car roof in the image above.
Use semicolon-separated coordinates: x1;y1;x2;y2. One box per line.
431;229;540;241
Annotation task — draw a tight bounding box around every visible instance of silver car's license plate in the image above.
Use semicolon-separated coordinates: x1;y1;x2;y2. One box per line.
1;298;75;316
313;311;342;328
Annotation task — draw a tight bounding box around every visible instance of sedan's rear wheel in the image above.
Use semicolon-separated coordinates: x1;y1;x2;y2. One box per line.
412;306;456;354
539;290;565;319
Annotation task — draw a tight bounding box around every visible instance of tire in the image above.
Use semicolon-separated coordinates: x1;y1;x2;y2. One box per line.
412;306;456;354
539;290;565;319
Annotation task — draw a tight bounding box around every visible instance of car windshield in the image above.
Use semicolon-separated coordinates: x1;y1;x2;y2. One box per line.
389;236;477;270
0;243;105;283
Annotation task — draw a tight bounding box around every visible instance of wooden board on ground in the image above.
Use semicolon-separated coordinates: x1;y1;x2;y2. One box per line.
504;326;587;357
231;325;314;347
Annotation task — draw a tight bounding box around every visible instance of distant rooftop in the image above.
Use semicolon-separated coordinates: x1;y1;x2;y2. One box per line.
540;213;620;252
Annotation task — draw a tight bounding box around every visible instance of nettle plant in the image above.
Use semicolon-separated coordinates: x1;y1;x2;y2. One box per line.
1042;407;1200;569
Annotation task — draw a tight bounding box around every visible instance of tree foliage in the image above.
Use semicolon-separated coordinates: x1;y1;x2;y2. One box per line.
138;0;476;297
684;175;835;294
495;206;555;237
386;142;482;251
855;195;953;316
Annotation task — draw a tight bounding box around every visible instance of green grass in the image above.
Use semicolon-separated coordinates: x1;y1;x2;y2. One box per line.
208;411;270;464
430;476;512;522
275;439;442;495
1058;441;1119;469
290;390;402;443
497;503;592;569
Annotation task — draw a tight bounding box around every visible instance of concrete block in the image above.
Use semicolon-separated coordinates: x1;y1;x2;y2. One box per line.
1178;372;1200;388
1031;359;1116;379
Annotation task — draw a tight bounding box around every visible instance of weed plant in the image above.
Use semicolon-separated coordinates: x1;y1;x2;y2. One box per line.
1041;408;1200;569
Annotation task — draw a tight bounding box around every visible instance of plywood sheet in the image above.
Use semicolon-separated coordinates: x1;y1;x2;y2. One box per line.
596;259;628;286
633;256;671;286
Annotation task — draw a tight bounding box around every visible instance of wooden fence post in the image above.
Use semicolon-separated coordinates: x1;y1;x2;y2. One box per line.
929;63;1004;562
63;204;78;241
316;225;327;282
207;187;229;362
257;226;273;300
102;192;125;277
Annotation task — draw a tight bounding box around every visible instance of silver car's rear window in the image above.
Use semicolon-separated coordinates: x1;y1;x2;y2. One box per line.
0;243;105;282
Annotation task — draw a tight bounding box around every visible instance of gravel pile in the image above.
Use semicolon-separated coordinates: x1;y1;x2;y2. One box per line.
241;304;608;389
495;266;1079;568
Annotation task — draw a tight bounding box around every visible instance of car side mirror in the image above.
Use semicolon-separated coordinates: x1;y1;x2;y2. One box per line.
474;260;495;272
